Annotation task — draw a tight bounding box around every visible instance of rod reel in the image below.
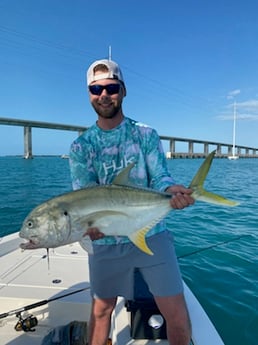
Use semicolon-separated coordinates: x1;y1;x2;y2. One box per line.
14;313;38;332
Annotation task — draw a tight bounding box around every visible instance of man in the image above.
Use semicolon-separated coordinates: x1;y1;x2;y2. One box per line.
69;59;194;345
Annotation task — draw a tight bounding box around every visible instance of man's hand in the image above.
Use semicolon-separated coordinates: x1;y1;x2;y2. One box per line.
166;185;195;209
84;227;105;240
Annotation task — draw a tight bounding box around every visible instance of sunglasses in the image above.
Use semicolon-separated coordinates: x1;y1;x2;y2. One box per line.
89;83;121;96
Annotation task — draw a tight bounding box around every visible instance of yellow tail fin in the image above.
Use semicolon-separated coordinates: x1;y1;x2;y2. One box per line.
189;150;239;207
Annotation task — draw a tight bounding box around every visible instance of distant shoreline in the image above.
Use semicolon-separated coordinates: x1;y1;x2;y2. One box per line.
0;155;68;158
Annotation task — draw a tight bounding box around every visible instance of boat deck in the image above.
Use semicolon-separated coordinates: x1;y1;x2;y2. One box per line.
0;233;224;345
0;233;92;344
0;234;170;345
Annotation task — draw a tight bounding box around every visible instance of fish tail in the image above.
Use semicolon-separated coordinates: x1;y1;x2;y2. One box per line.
189;150;240;207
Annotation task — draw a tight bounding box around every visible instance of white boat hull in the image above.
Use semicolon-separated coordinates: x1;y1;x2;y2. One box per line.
0;233;224;345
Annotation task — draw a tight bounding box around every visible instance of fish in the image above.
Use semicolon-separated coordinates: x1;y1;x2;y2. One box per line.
19;150;239;255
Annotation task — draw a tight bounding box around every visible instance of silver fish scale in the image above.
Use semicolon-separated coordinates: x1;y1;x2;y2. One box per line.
64;184;171;208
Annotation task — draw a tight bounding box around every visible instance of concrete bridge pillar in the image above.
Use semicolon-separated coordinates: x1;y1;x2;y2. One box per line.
188;141;193;154
169;139;175;153
204;143;209;155
216;144;221;155
24;126;33;159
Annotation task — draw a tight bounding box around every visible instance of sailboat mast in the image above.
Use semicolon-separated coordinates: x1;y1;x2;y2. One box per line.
228;98;239;160
232;101;237;156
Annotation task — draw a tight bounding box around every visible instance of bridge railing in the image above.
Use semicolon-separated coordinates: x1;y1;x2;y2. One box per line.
0;117;257;158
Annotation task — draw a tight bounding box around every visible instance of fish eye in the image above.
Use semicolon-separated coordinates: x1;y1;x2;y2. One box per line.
63;211;69;216
27;220;34;228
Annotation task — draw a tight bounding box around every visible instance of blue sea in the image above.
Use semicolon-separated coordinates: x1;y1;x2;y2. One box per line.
0;156;257;345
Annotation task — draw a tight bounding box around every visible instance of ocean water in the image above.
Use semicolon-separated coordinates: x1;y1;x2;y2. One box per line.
0;156;257;345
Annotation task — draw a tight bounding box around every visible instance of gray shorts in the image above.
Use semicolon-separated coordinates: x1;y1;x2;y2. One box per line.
88;231;183;299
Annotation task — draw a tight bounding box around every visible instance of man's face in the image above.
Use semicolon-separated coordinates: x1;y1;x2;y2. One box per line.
89;79;125;119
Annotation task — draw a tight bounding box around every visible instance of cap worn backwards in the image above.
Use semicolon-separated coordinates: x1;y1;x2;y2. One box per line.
87;59;124;86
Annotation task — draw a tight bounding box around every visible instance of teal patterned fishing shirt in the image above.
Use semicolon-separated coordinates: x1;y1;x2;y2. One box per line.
69;117;175;245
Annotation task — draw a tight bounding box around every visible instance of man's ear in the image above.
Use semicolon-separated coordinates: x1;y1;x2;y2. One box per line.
121;82;127;97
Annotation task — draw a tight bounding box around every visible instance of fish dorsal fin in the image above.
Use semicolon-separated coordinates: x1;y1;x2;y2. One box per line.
128;227;154;255
112;162;136;186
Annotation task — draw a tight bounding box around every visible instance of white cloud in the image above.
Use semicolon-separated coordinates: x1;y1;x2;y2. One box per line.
237;99;258;110
216;114;232;120
216;114;258;121
237;114;258;120
218;96;258;121
227;89;241;99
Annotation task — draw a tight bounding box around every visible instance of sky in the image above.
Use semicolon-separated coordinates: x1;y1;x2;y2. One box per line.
1;0;258;156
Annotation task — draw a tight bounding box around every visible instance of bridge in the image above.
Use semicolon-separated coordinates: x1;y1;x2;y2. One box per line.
0;117;258;159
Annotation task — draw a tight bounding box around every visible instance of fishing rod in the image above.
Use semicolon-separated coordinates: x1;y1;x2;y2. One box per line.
0;286;90;331
178;234;250;260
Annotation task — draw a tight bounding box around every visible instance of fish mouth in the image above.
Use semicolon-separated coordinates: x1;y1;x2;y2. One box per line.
20;238;40;250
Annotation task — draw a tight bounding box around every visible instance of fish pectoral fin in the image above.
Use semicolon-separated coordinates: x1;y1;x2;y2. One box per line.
79;210;129;229
189;150;240;207
192;188;240;207
128;227;153;255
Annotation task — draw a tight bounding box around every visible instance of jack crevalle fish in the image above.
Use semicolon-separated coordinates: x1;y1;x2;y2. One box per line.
19;151;239;255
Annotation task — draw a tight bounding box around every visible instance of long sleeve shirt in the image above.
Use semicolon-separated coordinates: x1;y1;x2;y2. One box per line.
69;117;175;245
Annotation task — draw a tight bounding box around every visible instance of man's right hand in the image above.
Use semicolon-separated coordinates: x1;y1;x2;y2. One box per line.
84;227;105;241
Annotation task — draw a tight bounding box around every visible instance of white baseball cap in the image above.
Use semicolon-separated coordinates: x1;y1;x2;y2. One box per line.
87;59;124;86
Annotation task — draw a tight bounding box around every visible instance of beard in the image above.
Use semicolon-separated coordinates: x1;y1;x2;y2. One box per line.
91;99;122;119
